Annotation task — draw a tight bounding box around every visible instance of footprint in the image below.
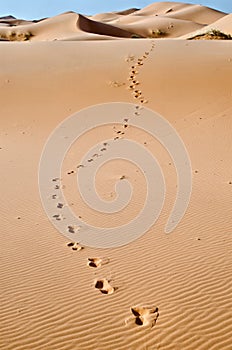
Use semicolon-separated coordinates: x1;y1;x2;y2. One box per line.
132;80;139;85
125;305;159;328
67;170;75;175
92;153;100;158
87;257;109;268
131;69;138;75
127;44;154;105
67;225;81;234
94;278;115;294
125;54;135;63
140;99;148;104
57;203;64;209
67;242;83;251
54;184;65;190
52;177;60;182
53;214;64;221
77;164;84;169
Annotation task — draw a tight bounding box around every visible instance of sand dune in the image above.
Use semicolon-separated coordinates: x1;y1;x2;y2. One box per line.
0;2;232;350
0;12;133;41
77;14;133;38
0;2;229;41
91;8;139;22
108;15;204;38
0;15;36;27
105;2;227;38
131;1;191;15
180;13;232;38
163;4;226;23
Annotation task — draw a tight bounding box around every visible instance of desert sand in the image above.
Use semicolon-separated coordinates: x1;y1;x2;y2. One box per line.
0;2;232;350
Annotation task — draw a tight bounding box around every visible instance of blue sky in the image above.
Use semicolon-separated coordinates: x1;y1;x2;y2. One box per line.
0;1;231;20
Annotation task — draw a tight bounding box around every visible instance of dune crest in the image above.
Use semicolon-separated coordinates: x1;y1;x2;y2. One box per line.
0;1;230;41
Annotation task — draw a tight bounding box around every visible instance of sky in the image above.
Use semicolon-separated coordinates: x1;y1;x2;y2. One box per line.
0;0;231;20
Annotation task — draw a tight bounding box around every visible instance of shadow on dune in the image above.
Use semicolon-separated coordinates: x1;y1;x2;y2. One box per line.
77;14;134;38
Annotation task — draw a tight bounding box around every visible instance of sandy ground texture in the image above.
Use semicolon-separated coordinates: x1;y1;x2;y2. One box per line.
0;2;232;350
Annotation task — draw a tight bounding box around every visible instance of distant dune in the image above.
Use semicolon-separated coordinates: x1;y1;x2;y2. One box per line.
0;1;230;41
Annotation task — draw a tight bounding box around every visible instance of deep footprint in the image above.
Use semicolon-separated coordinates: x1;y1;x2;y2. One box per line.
135;317;143;326
94;278;115;294
67;242;83;251
87;257;109;268
126;305;159;328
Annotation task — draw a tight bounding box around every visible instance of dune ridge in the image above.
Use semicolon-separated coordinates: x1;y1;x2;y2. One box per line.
0;1;230;41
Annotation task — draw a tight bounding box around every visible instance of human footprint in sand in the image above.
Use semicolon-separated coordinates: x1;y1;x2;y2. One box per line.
87;257;109;268
125;305;159;328
66;242;83;251
94;278;115;295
